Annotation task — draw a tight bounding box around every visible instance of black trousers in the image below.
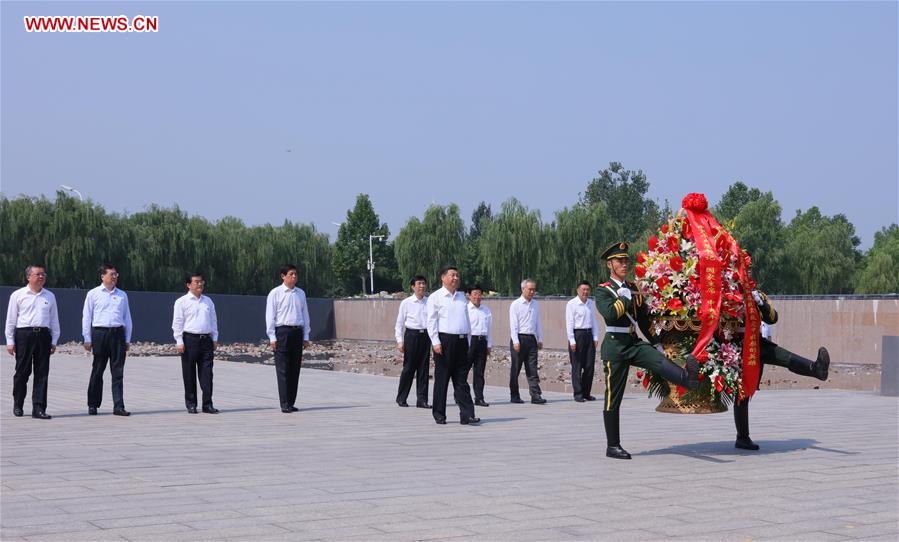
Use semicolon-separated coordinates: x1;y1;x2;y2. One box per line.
397;328;430;404
510;334;542;399
569;329;596;399
468;335;489;401
432;333;475;421
181;333;214;409
87;327;127;409
12;328;51;410
274;326;304;408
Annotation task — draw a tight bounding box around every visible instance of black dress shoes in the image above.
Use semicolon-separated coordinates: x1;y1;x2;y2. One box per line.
187;407;198;414
735;436;760;450
31;410;52;420
202;406;220;414
416;402;431;409
13;407;23;417
474;399;490;407
585;395;598;401
435;418;447;425
574;397;586;403
397;400;409;407
510;397;525;404
289;406;299;412
88;407;98;415
281;407;292;413
460;417;481;425
531;397;547;404
113;409;130;417
606;445;631;460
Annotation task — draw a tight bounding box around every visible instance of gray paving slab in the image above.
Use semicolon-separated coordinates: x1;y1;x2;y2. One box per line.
1;354;897;541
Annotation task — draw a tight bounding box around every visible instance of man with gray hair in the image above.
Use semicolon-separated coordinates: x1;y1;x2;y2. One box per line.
509;278;546;404
5;265;60;419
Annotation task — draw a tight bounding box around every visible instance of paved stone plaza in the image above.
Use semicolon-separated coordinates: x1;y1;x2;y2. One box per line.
2;354;897;541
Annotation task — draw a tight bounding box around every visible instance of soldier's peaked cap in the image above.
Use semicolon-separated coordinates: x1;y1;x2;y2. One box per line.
602;242;630;260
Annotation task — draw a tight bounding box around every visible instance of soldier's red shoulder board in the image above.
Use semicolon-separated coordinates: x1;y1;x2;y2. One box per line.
599;282;611;287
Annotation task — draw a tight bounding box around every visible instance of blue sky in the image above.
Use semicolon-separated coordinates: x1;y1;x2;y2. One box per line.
2;1;896;248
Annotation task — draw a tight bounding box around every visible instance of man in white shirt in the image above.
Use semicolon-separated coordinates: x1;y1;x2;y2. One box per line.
466;284;493;407
265;264;311;413
82;263;133;416
393;275;430;408
566;280;601;403
509;278;546;404
172;272;219;414
5;265;59;419
426;265;479;425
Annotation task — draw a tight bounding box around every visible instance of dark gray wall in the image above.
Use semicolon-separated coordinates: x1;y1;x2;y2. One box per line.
1;287;335;344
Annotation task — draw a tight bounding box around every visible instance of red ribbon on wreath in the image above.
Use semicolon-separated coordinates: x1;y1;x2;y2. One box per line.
681;193;760;399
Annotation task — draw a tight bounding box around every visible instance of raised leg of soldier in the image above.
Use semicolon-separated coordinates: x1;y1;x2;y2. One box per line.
627;341;699;390
759;338;829;381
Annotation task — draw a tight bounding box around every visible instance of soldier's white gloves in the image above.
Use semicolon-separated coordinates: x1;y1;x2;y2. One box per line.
752;290;763;306
617;287;632;300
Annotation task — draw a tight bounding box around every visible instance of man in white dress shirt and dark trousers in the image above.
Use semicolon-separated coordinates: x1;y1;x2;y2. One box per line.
394;275;430;408
5;265;60;419
172;272;219;414
466;284;493;407
427;265;479;425
82;264;133;416
509;278;546;404
566;280;600;403
266;264;311;413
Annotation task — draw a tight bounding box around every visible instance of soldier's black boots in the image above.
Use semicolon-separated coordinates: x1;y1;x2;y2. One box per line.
788;347;829;381
606;445;631;460
657;355;700;391
813;347;830;380
603;410;631;459
733;399;759;450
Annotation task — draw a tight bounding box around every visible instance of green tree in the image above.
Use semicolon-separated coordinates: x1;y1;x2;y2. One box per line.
541;202;622;295
1;194;60;285
0;192;130;289
463;202;493;290
856;225;899;294
479;198;544;296
782;207;861;294
0;193;333;296
332;194;392;295
582;161;660;243
213;219;332;296
126;204;196;292
394;204;465;286
729;192;788;293
469;202;493;240
714;181;763;224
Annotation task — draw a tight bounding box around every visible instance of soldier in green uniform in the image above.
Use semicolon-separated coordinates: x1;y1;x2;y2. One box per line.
733;289;830;450
596;242;700;460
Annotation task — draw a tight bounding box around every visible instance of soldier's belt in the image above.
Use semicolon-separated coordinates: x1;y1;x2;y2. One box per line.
605;325;635;334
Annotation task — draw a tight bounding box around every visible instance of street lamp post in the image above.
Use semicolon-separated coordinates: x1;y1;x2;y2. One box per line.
368;234;385;295
59;184;84;202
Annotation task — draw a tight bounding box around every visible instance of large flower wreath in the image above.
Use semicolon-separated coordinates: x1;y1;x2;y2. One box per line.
633;194;762;406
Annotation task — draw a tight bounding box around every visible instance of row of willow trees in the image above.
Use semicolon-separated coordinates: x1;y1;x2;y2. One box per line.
3;162;897;296
1;195;331;296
